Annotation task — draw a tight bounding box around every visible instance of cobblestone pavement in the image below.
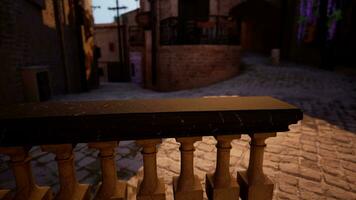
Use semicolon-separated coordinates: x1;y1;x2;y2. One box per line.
1;55;356;199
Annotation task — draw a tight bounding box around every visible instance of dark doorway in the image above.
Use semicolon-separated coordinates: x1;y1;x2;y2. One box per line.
36;71;51;101
107;62;121;82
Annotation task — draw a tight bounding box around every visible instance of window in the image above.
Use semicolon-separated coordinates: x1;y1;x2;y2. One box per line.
109;42;115;52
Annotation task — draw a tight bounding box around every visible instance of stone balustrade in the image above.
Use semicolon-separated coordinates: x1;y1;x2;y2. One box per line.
0;97;302;200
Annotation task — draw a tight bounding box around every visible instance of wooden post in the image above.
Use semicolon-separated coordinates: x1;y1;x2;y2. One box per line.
0;147;53;200
206;135;240;200
237;133;276;200
136;139;165;200
41;144;90;200
271;49;280;65
88;141;127;200
173;137;203;200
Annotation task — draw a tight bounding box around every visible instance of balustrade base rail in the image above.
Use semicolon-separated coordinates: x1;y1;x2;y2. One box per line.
0;96;302;200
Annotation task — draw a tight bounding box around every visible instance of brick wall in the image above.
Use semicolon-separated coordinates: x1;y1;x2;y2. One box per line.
156;45;241;91
0;0;24;104
17;0;67;94
0;0;87;104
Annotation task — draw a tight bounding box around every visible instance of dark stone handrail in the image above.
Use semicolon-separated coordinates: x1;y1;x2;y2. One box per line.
0;96;303;146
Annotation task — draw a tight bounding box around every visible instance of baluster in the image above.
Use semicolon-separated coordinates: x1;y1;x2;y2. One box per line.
206;135;240;200
0;147;53;200
136;139;165;200
88;141;127;200
173;137;203;200
41;144;90;200
237;133;276;200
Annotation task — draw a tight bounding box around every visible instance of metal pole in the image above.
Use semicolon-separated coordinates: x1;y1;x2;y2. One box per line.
150;0;157;85
116;0;124;80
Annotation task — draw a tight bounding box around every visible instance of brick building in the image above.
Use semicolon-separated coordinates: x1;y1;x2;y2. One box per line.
137;0;242;91
135;0;355;91
0;0;95;105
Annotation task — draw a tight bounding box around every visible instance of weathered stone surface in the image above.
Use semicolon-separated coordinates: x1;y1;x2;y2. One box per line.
279;155;299;164
230;148;243;158
319;148;338;159
336;146;353;154
324;185;355;200
279;163;299;176
319;143;336;151
264;152;281;163
301;151;318;162
299;190;324;200
300;158;319;171
344;170;356;185
324;174;350;191
338;154;356;163
277;191;299;200
299;166;321;182
299;179;323;194
321;158;340;169
264;160;279;169
322;165;343;177
278;183;298;194
277;173;298;186
196;142;215;152
341;161;356;172
301;144;317;153
265;145;284;154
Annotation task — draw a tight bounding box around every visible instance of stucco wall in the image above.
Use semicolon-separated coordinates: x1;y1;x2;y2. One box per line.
94;25;119;63
157;45;241;91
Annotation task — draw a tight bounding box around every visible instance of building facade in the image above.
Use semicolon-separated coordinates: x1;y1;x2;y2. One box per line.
95;9;144;84
122;9;145;85
94;23;120;82
0;0;94;104
137;0;242;91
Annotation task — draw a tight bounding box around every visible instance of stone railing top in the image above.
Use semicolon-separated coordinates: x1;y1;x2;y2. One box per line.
0;96;303;146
